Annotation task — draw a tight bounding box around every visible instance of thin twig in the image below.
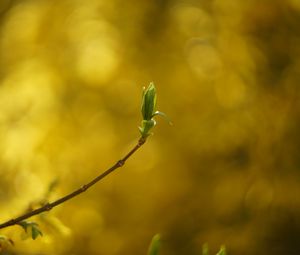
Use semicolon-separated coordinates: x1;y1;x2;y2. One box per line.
0;137;146;230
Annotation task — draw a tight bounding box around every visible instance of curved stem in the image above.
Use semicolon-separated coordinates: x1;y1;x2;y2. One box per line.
0;137;146;230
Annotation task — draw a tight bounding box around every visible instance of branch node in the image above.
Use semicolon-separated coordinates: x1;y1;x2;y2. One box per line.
44;203;52;211
81;184;88;191
117;160;125;167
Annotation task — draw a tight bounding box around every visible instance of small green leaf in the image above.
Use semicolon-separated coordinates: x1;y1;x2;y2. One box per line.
18;221;43;240
216;245;226;255
31;225;43;240
18;221;30;232
147;234;161;255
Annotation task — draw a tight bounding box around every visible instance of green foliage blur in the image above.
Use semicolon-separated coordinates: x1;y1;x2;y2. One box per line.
148;234;161;255
1;0;300;254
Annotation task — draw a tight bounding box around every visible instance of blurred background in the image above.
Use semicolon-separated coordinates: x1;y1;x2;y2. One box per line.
0;0;300;254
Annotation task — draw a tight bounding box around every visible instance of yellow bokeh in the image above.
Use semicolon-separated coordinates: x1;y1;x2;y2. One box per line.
0;1;300;255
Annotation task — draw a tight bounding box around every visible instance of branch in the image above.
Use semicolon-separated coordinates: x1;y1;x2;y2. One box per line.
0;137;146;230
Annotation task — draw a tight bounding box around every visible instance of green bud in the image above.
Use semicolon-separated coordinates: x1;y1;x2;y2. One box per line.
141;82;157;121
139;82;171;138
